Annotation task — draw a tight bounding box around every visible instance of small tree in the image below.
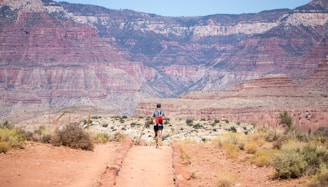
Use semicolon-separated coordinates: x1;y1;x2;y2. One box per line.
279;111;292;129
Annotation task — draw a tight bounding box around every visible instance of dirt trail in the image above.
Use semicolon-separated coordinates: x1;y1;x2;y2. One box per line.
115;146;175;187
0;142;121;187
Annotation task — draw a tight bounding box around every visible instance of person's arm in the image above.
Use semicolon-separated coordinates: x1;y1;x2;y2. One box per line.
151;111;155;121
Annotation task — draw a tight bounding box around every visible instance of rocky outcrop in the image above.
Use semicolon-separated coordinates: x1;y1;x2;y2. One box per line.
135;74;328;132
300;56;328;96
0;0;327;121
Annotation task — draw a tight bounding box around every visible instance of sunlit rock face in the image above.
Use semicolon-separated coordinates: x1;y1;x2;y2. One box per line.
0;0;327;121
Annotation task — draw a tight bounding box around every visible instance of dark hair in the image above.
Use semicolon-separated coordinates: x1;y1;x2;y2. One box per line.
156;103;161;108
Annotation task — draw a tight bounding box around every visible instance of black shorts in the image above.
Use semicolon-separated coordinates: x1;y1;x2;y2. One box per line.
154;125;163;132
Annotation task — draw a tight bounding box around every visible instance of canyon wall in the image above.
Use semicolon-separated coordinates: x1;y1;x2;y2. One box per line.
0;0;327;123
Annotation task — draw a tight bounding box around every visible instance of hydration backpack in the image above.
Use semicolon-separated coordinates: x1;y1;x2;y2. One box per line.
155;110;164;125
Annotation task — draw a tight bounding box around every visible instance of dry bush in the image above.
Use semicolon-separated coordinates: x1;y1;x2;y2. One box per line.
217;171;236;187
178;140;193;163
50;123;94;151
223;143;238;159
214;133;239;147
214;133;246;158
264;129;281;142
94;133;109;143
0;141;10;153
109;132;126;142
20;126;52;143
245;142;258;154
251;149;280;167
247;133;266;147
0;121;14;129
251;153;271;167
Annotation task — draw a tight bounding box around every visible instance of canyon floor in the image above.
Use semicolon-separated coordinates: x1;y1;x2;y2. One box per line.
0;139;309;187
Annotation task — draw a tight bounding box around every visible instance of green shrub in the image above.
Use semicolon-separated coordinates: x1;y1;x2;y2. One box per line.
130;122;139;127
308;166;328;187
229;126;237;133
314;126;328;144
193;123;203;129
50;124;94;151
279;110;292;129
272;150;307;179
0;128;25;149
300;144;328;176
186;119;193;126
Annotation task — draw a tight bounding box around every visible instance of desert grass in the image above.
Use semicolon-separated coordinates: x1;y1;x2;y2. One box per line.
244;142;258;154
222;143;239;159
178;140;194;162
216;171;237;187
280;139;307;152
251;149;280;167
93;133;110;143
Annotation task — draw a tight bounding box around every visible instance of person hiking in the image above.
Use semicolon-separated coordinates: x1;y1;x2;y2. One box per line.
151;103;165;148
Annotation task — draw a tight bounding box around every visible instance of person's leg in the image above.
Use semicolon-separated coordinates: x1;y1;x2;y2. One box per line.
157;130;162;146
154;125;159;147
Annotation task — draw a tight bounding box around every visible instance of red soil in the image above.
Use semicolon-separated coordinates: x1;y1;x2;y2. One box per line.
0;140;309;187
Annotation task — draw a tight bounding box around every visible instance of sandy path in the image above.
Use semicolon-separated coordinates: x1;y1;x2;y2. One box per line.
0;142;121;187
115;146;175;187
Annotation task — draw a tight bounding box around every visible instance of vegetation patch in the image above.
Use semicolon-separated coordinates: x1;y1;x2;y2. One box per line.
0;127;25;149
217;171;237;187
251;149;280;167
0;141;10;153
50;123;94;151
